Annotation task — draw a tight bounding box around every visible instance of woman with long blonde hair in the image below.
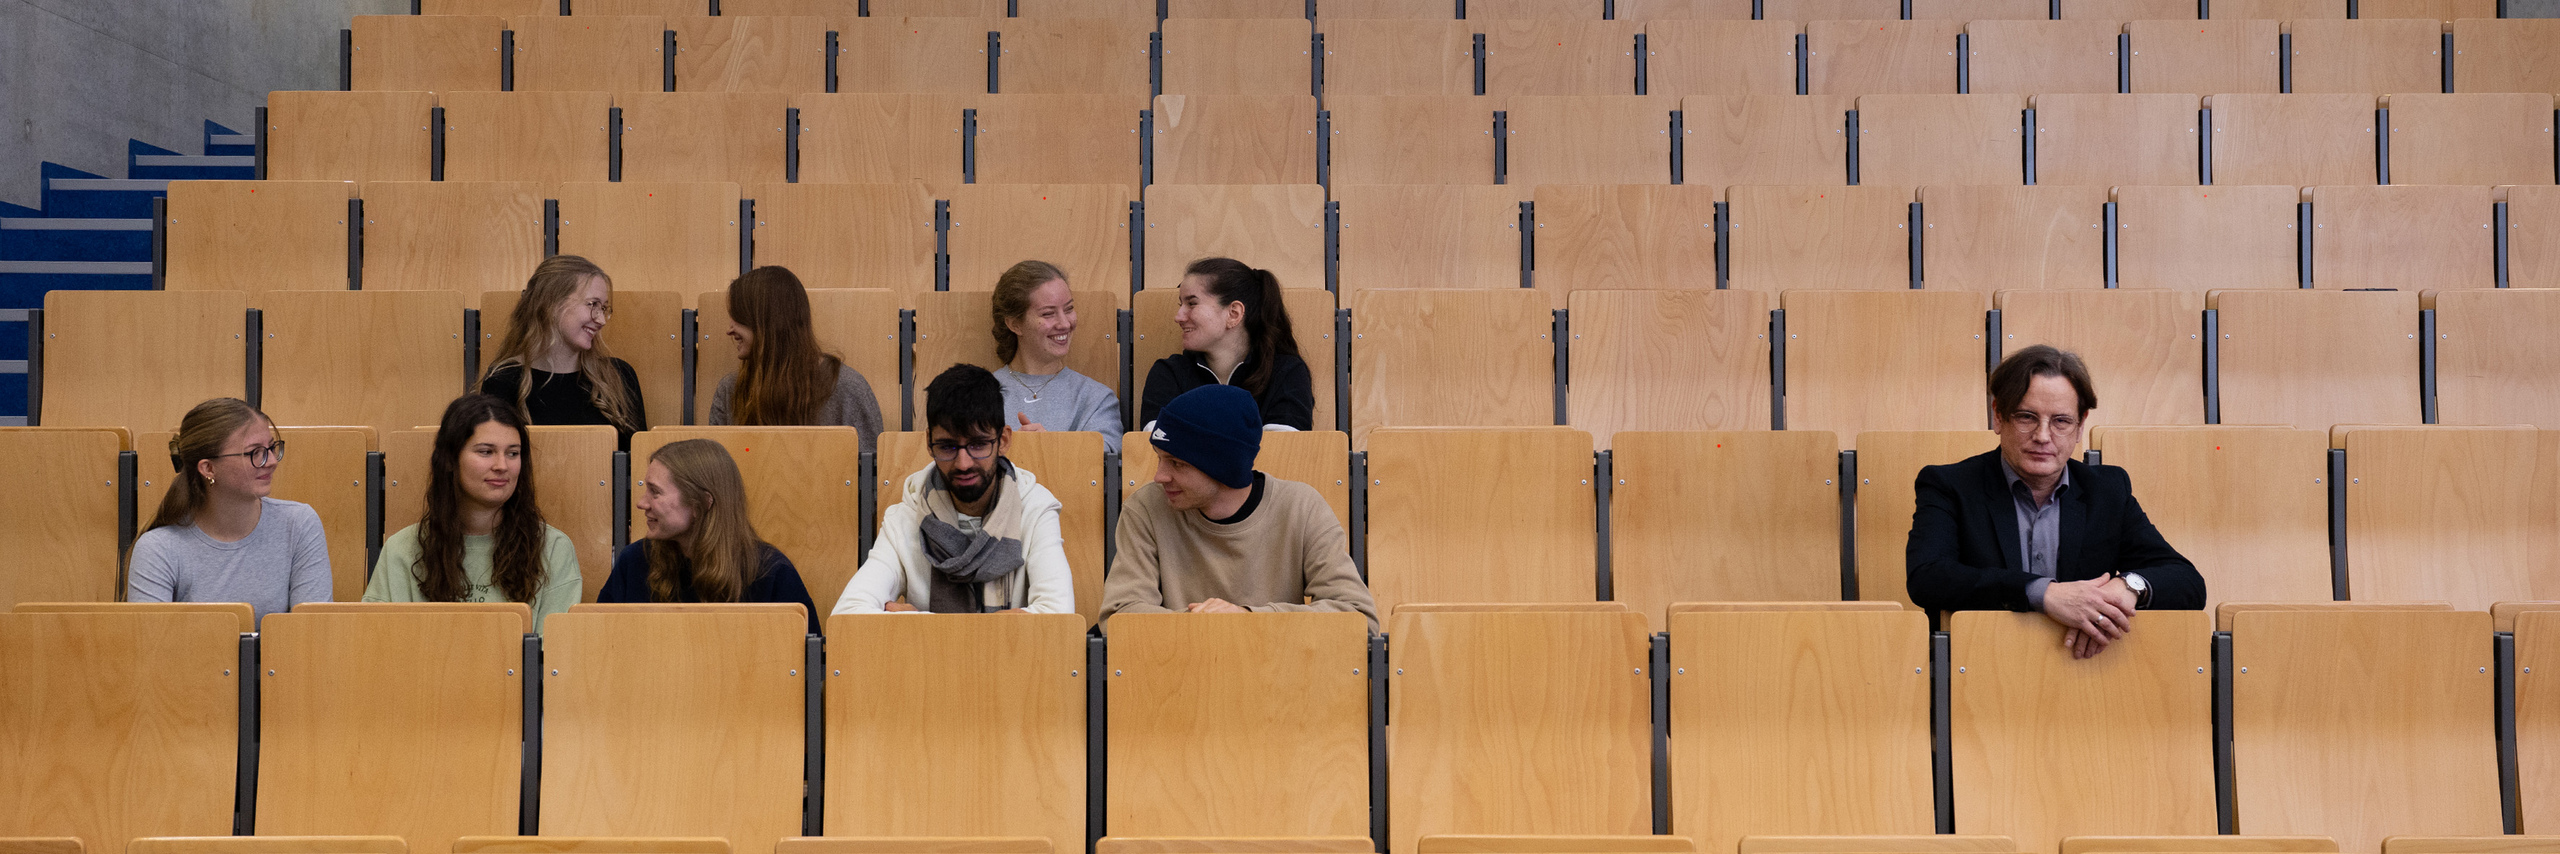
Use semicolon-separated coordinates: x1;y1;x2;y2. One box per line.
600;438;819;633
707;266;884;447
128;397;332;623
481;255;646;449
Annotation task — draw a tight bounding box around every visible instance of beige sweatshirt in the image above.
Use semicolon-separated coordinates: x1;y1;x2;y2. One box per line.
1100;476;1379;632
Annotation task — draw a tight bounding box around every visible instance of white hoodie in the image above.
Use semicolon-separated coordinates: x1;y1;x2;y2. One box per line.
831;462;1076;615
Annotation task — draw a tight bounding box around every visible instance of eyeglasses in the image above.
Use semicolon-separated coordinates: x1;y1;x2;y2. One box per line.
580;297;614;319
208;440;288;467
2003;411;2082;436
929;439;998;461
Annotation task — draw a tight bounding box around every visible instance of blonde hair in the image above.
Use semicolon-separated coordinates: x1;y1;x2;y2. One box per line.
991;260;1069;364
483;255;639;433
643;439;768;604
143;398;273;535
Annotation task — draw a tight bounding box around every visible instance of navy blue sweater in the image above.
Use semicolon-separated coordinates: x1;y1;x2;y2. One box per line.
598;541;821;634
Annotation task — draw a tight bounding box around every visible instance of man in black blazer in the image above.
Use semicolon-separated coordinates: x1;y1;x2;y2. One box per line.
1907;345;2206;659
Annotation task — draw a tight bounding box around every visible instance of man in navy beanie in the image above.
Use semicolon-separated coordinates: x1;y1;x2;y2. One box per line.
1098;385;1377;631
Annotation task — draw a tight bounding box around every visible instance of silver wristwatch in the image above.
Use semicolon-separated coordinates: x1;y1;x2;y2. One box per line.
2120;572;2152;609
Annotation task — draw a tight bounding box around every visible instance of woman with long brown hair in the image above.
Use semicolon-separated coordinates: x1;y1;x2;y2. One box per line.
363;394;583;629
128;397;332;622
599;438;819;634
990;259;1123;452
707;266;884;447
481;255;647;449
1136;257;1314;431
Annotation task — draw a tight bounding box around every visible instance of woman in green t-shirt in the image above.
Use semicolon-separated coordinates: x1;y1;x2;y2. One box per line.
364;393;582;629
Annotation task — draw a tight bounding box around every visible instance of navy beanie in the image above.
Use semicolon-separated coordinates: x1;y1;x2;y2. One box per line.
1151;385;1262;490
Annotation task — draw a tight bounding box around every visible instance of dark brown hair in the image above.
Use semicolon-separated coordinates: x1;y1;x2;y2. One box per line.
991;260;1069;364
1184;257;1299;396
1988;344;2097;417
727;266;845;425
416;394;549;604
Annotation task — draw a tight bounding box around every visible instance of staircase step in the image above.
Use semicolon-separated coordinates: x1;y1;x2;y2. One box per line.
0;261;154;274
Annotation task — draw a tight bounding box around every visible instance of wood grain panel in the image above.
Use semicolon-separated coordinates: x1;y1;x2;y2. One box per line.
696;288;901;427
2429;288;2560;428
1348;289;1553;439
971;95;1146;185
1725;185;1913;292
2339;426;2547;610
2229;609;2501;854
2212;0;2345;17
2056;837;2338;854
0;609;242;854
360;181;545;294
1105;612;1370;837
455;839;729;854
351;16;504;91
628;429;865;612
1388;608;1652;854
2507;185;2560;289
1850;431;2001;607
2518;610;2560;833
423;0;557;14
1326;96;1499;185
1314;19;1474;96
1618;0;1757;16
125;838;407;854
617;91;790;184
1365;429;1595;614
997;18;1153;95
1965;21;2123;96
509;16;667;92
2308;184;2493;290
2451;18;2560;94
1161;18;1314;95
1854;94;2026;186
440;91;614;183
0;429;127;606
165;180;353;293
824;613;1086;850
2127;20;2280;94
1768;0;1906;19
1920;185;2108;291
1563;290;1771;447
945;184;1136;302
1128;287;1336;431
1613;431;1843;622
2063;0;2197;16
1781;290;1988;449
254;608;524;853
834;17;996;94
542;607;805;854
778;841;1050;854
1670;608;1933;854
1118;430;1352;527
1141;184;1326;295
1949;610;2216;854
1647;21;1798;97
1151;94;1319;185
2288;19;2442;95
1735;837;2013;854
672;15;827;93
1480;20;1642;96
2207;288;2421;429
2384;93;2558;186
1806;21;1963;96
1911;0;2047;16
2087;427;2328;609
1532;184;1720;300
871;430;1109;627
2206;94;2376;187
1333;184;1528;291
747;181;937;296
1682;95;1856;187
2031;94;2202;187
483;288;688;433
2358;0;2495;20
1415;836;1694;854
1505;96;1678;186
554;181;743;295
256;291;468;437
37;290;247;432
267;91;436;182
1994;289;2203;427
2111;185;2300;291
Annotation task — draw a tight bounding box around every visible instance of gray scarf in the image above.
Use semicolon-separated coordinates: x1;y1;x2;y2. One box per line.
919;458;1029;613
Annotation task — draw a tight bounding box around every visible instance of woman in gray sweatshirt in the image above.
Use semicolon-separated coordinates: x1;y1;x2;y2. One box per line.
127;398;332;623
990;260;1125;452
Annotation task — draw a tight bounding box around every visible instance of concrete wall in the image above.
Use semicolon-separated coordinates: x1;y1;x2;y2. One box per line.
0;0;403;210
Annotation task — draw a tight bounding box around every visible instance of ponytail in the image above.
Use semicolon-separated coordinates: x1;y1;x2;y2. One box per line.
144;398;273;536
1184;257;1300;396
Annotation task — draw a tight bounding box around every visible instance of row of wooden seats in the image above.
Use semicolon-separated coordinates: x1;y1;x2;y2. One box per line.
344;14;2560;96
262;90;2560;189
43;285;2560;440
419;0;2502;21
167;177;2560;296
3;602;2552;854
6;415;2558;630
25;837;2560;854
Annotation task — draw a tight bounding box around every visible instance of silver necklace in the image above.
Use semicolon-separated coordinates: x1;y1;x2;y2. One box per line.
1009;366;1066;402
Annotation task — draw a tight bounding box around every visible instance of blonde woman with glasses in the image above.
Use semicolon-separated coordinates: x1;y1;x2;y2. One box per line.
127;397;332;622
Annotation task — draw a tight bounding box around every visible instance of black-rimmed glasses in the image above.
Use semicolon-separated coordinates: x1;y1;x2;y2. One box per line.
928;439;998;461
208;440;287;467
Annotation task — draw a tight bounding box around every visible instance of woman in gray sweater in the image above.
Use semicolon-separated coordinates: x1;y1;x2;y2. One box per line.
991;260;1124;452
708;266;886;448
127;398;332;622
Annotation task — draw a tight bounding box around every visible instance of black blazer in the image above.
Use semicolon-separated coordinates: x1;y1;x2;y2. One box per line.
1906;450;2205;613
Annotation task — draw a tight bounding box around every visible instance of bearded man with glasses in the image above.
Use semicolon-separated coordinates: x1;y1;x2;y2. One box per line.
1907;345;2205;659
